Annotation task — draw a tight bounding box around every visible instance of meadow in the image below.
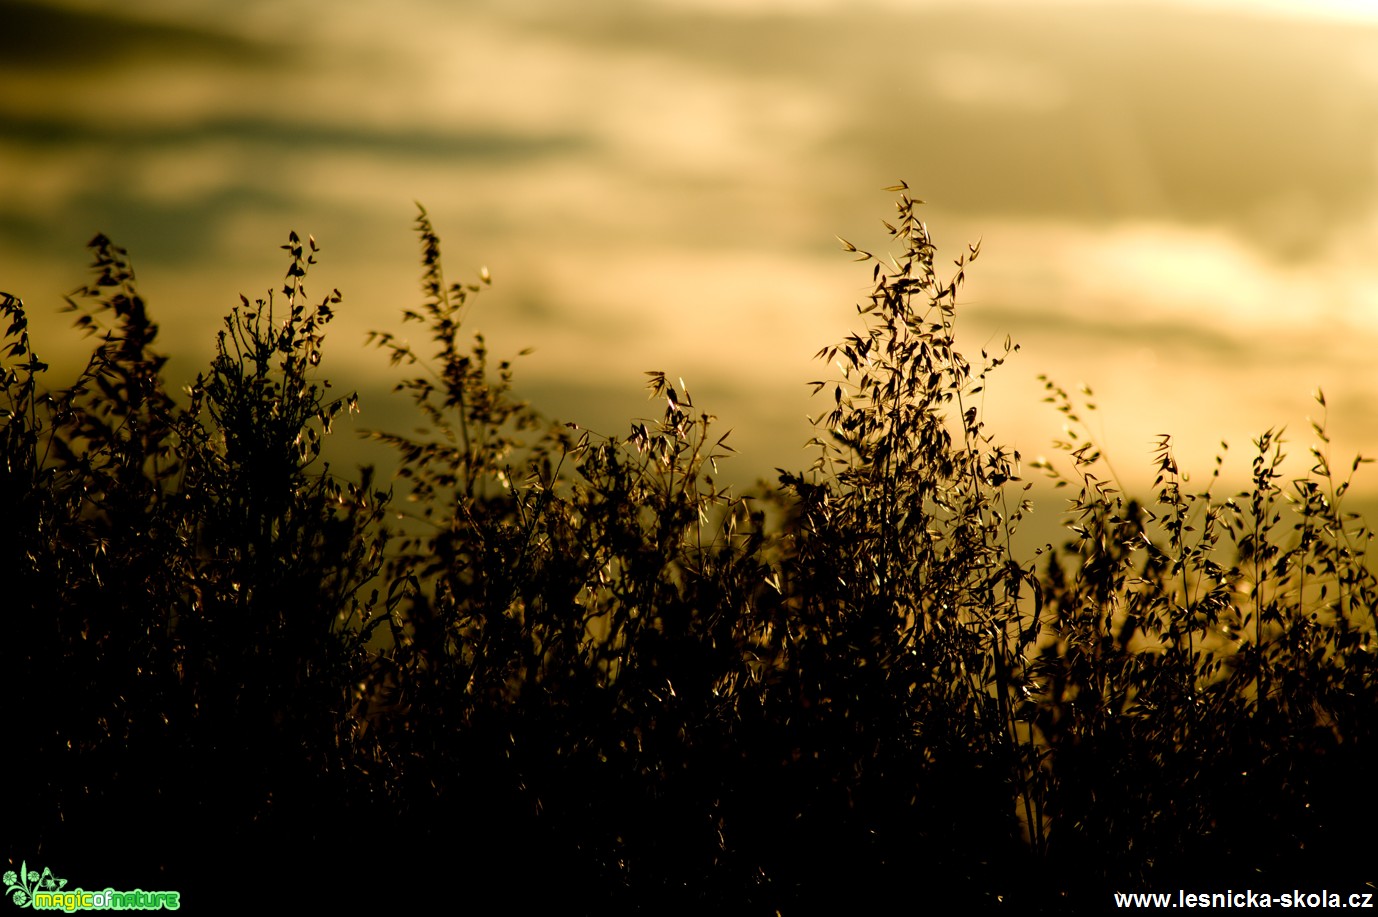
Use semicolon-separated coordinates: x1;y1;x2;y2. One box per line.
4;186;1373;911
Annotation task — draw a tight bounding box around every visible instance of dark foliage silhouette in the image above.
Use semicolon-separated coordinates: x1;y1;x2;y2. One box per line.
5;188;1374;911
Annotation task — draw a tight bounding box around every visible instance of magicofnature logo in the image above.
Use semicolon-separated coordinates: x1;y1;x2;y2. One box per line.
4;862;179;911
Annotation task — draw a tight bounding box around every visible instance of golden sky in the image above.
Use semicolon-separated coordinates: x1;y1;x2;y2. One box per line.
4;0;1378;504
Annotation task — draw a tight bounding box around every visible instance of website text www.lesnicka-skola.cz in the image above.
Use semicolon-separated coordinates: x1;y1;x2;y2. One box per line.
1114;889;1375;908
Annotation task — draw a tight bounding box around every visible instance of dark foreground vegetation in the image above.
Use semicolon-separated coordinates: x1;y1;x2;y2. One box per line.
5;188;1375;911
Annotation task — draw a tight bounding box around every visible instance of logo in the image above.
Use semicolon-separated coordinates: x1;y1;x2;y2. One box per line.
4;863;179;912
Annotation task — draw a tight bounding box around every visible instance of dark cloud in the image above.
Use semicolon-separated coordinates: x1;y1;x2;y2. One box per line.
0;108;588;264
0;185;300;264
969;302;1247;362
0;110;589;160
0;0;276;71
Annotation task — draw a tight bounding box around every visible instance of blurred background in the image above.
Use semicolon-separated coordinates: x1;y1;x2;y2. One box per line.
5;0;1378;516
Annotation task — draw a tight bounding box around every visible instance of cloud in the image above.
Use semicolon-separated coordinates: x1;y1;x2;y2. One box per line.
0;0;274;72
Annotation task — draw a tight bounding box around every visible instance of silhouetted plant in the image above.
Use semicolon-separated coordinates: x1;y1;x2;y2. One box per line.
3;231;387;894
763;182;1034;907
168;231;388;866
1028;380;1378;901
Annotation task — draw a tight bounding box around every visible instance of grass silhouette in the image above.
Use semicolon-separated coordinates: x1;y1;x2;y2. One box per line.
4;187;1374;911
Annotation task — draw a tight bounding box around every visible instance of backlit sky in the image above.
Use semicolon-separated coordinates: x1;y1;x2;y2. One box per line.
5;0;1378;503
